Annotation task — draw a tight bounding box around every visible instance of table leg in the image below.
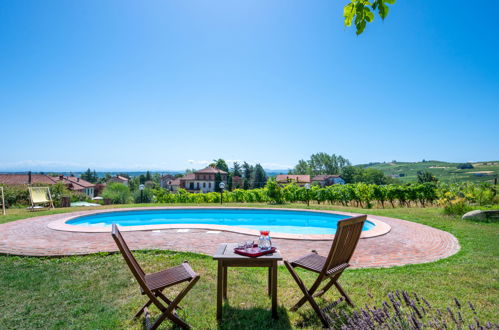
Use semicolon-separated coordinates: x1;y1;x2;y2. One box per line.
217;261;223;320
223;266;228;299
267;267;271;296
271;261;278;319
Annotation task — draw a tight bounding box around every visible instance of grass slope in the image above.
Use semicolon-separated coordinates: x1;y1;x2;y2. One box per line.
0;204;497;329
360;160;499;183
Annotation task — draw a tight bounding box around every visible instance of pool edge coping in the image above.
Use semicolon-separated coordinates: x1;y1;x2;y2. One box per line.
46;206;391;240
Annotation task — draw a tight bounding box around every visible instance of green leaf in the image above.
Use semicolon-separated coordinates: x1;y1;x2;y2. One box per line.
378;2;389;19
356;20;367;35
364;7;375;22
384;0;396;4
343;3;355;27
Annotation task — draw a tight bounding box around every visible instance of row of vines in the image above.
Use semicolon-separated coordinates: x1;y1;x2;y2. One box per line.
151;180;497;211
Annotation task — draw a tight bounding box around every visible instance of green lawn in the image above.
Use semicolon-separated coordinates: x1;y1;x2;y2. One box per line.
0;203;497;329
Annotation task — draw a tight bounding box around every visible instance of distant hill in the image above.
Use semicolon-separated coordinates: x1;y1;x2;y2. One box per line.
358;160;499;183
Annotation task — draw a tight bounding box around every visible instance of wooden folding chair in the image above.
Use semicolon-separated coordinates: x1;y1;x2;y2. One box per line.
284;215;367;328
111;224;200;329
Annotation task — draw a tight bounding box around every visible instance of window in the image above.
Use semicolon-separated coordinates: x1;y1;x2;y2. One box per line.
189;182;194;189
203;182;206;188
209;182;211;188
196;182;200;189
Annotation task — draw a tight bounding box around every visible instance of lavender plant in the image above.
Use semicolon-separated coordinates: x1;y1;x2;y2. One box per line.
325;291;498;329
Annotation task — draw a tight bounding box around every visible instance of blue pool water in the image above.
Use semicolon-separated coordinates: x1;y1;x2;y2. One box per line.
68;209;374;235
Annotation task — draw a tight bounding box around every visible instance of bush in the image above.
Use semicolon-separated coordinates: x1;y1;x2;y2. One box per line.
101;183;132;204
442;198;473;216
266;179;284;204
457;163;474;169
133;188;153;203
1;185;30;208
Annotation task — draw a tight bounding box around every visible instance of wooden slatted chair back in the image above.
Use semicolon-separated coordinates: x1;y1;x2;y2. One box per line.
111;224;150;292
322;215;367;276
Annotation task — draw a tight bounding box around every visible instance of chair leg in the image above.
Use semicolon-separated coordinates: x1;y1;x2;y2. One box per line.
156;290;182;310
313;278;336;298
285;263;322;311
284;261;329;328
135;299;153;318
334;281;354;307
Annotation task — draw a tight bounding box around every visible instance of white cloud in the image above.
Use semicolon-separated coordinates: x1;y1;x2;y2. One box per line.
187;160;210;165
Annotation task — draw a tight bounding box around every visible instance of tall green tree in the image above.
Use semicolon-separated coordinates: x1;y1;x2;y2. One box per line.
242;162;253;190
252;164;268;189
214;172;222;192
81;168;98;183
291;153;351;176
232;162;242;177
211;159;229;172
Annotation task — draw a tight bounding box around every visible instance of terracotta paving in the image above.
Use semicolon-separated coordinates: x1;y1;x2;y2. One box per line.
0;211;460;268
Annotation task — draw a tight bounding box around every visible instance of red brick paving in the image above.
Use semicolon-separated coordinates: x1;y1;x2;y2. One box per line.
0;211;460;268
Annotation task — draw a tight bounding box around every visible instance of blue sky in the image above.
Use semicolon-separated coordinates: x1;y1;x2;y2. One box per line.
1;0;498;171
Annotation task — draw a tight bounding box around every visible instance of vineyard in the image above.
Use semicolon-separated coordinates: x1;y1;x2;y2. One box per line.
151;180;497;215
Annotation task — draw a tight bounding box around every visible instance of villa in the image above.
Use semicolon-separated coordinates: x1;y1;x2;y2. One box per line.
180;166;228;193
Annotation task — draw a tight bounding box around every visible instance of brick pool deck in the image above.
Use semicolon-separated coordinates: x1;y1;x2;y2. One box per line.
0;210;460;268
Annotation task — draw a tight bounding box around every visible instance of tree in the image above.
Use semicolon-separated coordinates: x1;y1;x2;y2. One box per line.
242;162;253;190
211;158;229;172
214;172;222;192
252;164;268;189
232;162;242;177
81;168;98;183
291;153;351;176
344;0;396;35
145;171;152;182
457;163;474;170
341;166;362;183
417;171;438;183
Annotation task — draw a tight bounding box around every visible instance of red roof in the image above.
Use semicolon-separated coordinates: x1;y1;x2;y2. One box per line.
0;174;56;185
276;175;310;183
179;173;196;181
56;176;95;189
0;174;94;191
167;178;181;186
195;166;227;175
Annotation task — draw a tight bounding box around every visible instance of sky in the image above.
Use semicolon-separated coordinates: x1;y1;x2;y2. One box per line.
1;0;498;172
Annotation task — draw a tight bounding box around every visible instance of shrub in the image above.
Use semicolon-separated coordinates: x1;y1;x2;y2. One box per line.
133;188;153;203
266;179;284;204
0;185;30;208
101;183;132;204
442;198;473;216
457;163;474;169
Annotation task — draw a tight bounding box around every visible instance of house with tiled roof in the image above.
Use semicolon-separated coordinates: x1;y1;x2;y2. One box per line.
0;173;95;197
311;174;345;187
275;174;311;187
108;175;129;186
55;175;95;197
180;167;228;193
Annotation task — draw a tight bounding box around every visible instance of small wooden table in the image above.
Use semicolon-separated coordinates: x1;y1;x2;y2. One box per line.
213;243;283;320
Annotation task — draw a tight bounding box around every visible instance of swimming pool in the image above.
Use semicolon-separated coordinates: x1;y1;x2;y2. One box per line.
66;208;376;235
